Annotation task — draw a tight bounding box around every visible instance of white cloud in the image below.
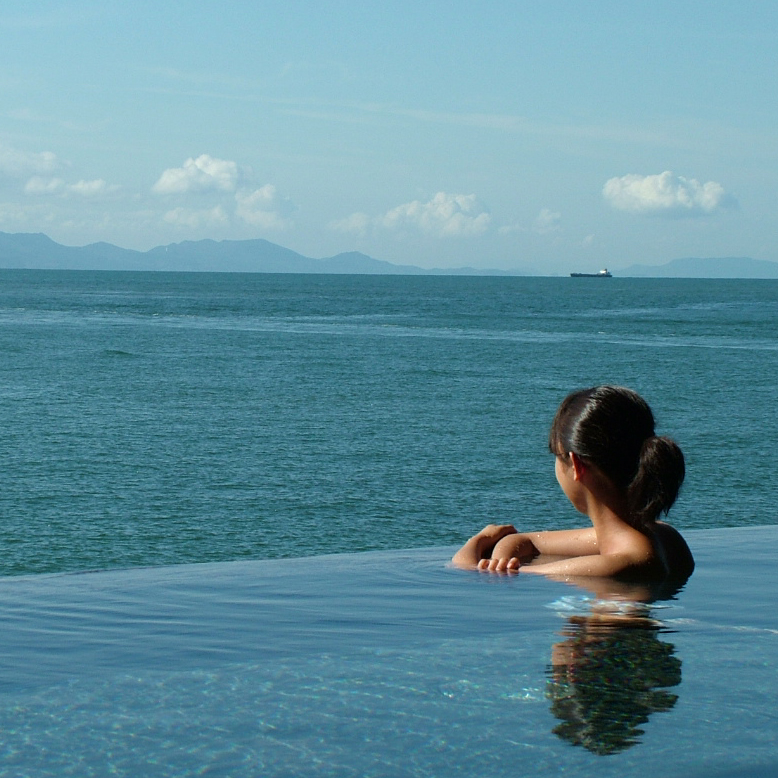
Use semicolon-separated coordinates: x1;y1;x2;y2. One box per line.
163;205;229;228
24;176;120;198
24;176;65;195
603;171;728;215
0;144;59;177
329;193;491;239
381;192;491;237
153;154;239;195
328;211;371;236
533;208;561;234
234;185;293;230
0;201;42;225
497;222;525;235
68;179;119;197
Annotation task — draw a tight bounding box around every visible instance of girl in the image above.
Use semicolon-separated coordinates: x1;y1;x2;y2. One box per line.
452;386;694;581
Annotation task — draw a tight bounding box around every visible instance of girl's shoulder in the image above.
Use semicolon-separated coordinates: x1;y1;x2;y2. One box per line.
653;521;695;581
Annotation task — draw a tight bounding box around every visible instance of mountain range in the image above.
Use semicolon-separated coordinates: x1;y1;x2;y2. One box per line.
1;231;777;278
0;232;510;275
618;255;778;279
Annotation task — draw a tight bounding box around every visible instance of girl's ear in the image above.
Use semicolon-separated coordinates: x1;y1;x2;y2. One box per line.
569;452;586;481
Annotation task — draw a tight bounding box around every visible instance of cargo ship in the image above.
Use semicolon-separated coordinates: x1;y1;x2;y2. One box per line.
570;268;612;278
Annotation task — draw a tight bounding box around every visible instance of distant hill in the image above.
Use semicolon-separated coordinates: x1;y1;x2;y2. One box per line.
619;256;778;279
0;232;515;275
3;232;773;278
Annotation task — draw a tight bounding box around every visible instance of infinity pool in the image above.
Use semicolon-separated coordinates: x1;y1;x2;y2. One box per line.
0;527;774;777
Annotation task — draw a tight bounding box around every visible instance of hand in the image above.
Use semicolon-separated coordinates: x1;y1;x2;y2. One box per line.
473;524;519;561
477;557;521;574
451;524;519;569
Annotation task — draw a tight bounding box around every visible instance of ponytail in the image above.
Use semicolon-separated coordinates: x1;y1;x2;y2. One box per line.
550;386;686;529
628;436;685;528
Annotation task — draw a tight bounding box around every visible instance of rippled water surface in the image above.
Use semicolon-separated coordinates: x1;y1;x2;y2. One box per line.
1;271;776;575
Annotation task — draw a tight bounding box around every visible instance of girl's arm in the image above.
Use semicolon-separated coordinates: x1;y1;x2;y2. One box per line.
480;527;656;578
480;551;633;578
493;526;599;559
452;525;598;569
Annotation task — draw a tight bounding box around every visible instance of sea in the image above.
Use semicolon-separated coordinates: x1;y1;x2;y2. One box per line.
1;269;776;577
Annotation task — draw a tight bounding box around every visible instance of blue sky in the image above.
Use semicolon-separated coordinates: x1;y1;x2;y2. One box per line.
0;1;776;272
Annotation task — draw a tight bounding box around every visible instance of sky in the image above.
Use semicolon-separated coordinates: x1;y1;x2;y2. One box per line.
1;1;777;273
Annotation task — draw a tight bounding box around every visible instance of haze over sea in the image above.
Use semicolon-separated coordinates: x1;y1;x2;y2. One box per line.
1;269;775;577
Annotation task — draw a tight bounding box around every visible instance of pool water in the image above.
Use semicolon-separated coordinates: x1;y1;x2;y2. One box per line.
0;527;775;777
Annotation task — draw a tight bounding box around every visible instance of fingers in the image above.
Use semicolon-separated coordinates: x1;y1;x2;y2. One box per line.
476;557;521;574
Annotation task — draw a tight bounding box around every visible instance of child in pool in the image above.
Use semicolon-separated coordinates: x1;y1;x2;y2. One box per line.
452;386;694;581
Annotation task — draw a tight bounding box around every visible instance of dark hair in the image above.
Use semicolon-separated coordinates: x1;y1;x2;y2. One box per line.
549;386;684;528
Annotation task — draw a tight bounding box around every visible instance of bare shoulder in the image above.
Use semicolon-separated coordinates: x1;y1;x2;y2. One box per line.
654;521;695;580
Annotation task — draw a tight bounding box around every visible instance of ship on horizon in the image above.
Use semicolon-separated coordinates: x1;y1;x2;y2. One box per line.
570;268;612;278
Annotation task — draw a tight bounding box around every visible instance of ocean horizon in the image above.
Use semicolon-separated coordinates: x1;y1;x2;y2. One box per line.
1;269;775;577
2;231;778;277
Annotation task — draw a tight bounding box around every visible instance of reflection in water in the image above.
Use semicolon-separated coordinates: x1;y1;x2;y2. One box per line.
545;580;683;756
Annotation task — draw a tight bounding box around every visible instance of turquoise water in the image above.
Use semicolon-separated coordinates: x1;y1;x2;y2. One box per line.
0;528;774;776
1;270;777;575
1;270;776;775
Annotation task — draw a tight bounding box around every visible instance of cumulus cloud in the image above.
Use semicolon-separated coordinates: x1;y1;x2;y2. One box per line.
68;179;119;197
382;192;491;237
328;211;371;236
153;154;239;195
328;192;492;238
497;209;561;236
24;176;65;195
0;201;34;225
0;143;59;177
163;205;229;229
330;193;491;238
533;208;561;234
234;185;294;230
24;176;120;198
497;222;524;236
603;171;728;215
